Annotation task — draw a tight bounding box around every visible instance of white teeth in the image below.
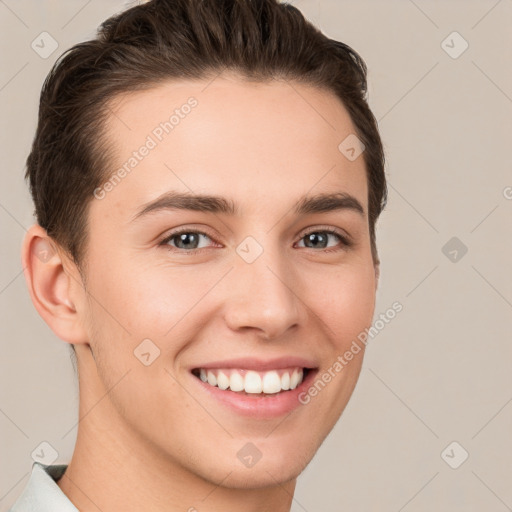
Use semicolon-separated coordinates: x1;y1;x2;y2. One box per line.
197;367;306;394
217;371;229;390
290;369;303;390
281;372;290;390
207;370;217;387
262;371;281;394
244;371;262;393
229;372;244;392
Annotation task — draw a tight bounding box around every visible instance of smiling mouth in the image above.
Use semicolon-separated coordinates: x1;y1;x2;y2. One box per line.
191;367;312;395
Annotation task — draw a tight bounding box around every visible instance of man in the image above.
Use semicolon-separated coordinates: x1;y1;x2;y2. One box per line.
11;0;386;510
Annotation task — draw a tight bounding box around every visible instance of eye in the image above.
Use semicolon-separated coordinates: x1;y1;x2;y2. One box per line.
158;227;352;254
296;228;352;252
159;230;216;252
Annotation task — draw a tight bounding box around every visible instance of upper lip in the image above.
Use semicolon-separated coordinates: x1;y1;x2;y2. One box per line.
191;356;318;372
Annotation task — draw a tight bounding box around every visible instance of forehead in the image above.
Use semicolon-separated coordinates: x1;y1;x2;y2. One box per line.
96;75;368;220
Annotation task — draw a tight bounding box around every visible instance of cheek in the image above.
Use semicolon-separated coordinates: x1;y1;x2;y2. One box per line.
86;243;376;349
86;252;198;337
306;263;376;344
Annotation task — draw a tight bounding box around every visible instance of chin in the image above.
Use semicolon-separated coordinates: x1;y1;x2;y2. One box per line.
193;440;315;490
217;461;306;490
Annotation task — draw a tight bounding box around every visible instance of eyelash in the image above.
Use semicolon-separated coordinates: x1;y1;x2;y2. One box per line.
158;226;352;254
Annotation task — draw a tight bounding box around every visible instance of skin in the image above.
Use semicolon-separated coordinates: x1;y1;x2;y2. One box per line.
22;72;379;512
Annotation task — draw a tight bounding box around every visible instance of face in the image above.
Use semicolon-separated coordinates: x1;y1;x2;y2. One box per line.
76;73;377;488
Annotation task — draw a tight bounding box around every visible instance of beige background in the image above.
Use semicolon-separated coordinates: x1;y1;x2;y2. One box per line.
1;0;511;510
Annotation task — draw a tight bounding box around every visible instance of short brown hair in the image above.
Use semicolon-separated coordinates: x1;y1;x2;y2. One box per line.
26;0;386;273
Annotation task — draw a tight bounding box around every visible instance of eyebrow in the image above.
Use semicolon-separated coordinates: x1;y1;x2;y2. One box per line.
131;191;365;222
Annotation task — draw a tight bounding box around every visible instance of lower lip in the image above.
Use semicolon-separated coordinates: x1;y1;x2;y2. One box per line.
192;369;318;418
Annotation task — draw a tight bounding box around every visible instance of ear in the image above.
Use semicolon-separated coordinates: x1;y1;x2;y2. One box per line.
21;224;89;345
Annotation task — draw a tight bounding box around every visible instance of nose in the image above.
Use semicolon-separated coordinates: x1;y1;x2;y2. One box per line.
223;246;303;341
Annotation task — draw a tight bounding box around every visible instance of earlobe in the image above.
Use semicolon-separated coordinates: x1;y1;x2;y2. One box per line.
21;224;89;345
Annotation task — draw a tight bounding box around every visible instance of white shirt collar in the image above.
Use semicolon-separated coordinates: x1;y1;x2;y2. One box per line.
8;462;78;512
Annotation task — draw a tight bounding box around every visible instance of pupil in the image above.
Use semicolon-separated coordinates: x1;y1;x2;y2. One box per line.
178;233;198;249
307;233;326;248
